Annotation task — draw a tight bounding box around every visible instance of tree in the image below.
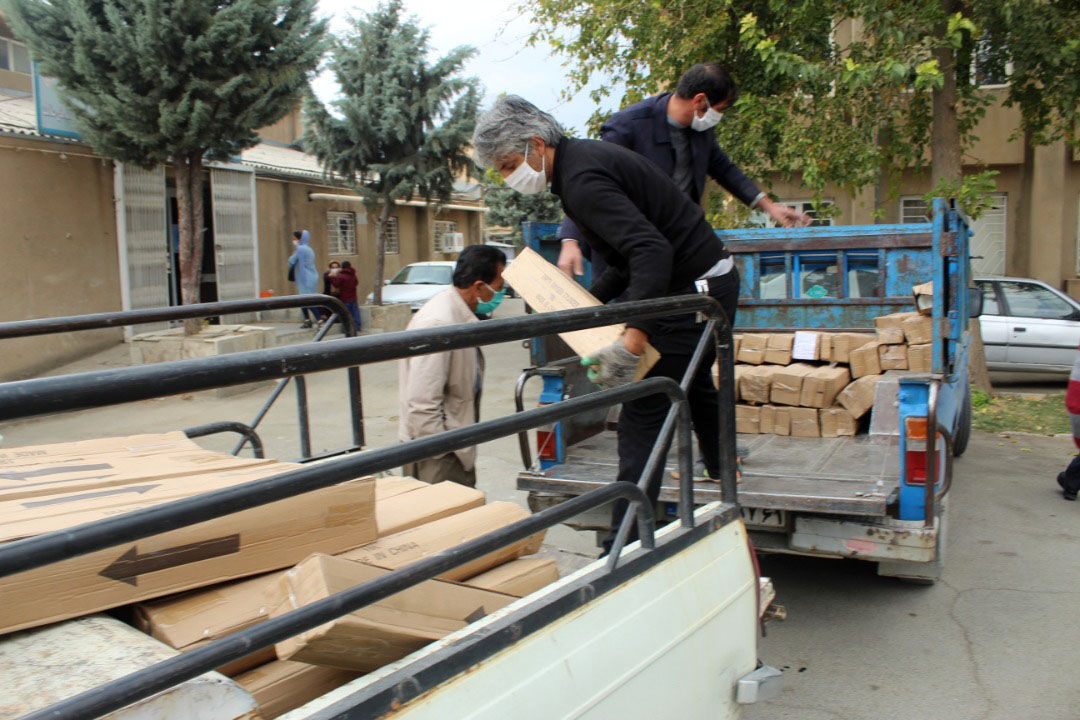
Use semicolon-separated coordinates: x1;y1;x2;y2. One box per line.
303;0;480;304
527;0;1078;218
5;0;325;331
483;168;563;245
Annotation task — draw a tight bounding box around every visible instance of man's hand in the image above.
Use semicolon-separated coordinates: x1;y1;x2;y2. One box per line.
581;339;641;389
758;197;812;228
557;239;585;277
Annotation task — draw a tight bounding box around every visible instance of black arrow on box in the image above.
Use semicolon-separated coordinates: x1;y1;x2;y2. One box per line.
99;534;241;586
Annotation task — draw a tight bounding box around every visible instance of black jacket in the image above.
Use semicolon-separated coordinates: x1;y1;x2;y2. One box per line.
551;136;725;345
558;92;762;243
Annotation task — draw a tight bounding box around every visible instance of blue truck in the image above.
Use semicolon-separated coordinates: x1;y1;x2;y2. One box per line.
516;198;980;582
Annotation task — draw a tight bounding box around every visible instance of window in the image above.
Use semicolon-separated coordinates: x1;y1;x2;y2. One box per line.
748;200;833;228
900;196;930;223
999;281;1077;320
326;212;356;255
846;251;881;298
977;281;1001;316
972;37;1011;87
378;216;400;254
433;220;459;253
0;39;31;74
390;264;454;285
797;252;841;298
759;254;787;299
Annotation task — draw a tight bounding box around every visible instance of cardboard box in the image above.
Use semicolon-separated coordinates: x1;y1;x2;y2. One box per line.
269;554;517;672
736;405;761;434
818;333;833;362
849;341;882;378
831;333;875;364
737;334;768;365
0;432;199;468
879;344;909;370
913;281;933;315
800;366;852;408
792;331;823;361
237;659;360;719
375;475;427;500
837;374;883;418
902;315;933;345
770;363;815;406
502;247;659;379
732;364;747;401
376;480;485;536
876;326;905;344
739;365;776;405
759;405;777;435
908;343;932;372
341;502;544;582
772;406;792;436
465;556;559;597
764;334;794;365
789;407;820;437
819;407;858;437
133;499;529;659
0;477;377;636
734;335;742;361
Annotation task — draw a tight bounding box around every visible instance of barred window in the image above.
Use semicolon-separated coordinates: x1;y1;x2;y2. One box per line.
379;216;400;254
433;220;459;252
900;197;930;223
326;212;356;255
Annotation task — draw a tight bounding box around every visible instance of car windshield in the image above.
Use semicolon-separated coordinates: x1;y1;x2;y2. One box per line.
391;265;453;285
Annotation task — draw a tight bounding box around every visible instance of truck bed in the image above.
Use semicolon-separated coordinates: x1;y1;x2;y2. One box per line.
518;431;900;516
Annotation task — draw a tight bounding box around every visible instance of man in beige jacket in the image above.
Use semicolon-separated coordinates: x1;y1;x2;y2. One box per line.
399;245;508;487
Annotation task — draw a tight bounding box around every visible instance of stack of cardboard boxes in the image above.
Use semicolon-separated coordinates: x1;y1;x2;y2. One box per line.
0;434;559;718
727;306;934;438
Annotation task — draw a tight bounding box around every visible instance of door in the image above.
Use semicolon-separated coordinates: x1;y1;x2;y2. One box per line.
209;166;259;322
975;281;1009;368
998;280;1080;370
115;162;169;337
970;194;1006;276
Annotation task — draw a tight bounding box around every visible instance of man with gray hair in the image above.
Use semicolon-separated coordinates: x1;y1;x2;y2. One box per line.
473;95;736;552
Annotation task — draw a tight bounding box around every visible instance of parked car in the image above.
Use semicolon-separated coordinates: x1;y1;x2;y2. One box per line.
366;261;456;310
975;276;1080;373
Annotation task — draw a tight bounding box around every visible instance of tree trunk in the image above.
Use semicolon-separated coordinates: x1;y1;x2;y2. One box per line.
930;1;962;190
176;152;206;335
373;199;392;306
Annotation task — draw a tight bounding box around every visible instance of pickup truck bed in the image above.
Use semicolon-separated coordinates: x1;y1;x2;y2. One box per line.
518;431;900;517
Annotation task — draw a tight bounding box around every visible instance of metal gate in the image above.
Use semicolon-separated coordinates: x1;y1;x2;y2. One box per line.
114;163;169;337
970;193;1006;276
210;166;259;322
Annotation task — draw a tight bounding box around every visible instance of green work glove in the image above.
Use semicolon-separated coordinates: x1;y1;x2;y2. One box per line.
581;341;640;389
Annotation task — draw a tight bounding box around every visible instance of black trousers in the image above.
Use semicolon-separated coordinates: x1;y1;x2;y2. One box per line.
1062;454;1080;493
605;267;740;551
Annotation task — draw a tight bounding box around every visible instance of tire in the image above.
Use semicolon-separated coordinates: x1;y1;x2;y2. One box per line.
952;384;972;458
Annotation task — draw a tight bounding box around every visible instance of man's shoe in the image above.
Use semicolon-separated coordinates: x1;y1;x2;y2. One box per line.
300;320;313;329
1057;473;1077;501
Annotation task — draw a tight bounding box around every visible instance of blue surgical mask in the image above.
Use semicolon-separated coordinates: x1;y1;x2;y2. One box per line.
476;285;506;315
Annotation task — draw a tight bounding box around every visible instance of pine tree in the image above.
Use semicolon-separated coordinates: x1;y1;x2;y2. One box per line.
3;0;326;332
303;0;479;304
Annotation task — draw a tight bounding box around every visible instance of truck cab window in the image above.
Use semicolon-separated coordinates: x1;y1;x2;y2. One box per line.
797;252;840;299
845;251;880;298
759;254;787;299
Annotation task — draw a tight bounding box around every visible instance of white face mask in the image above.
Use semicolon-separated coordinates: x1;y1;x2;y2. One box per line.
504;144;547;195
690;104;723;132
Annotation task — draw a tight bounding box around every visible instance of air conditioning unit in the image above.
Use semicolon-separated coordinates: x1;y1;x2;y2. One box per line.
442;232;465;252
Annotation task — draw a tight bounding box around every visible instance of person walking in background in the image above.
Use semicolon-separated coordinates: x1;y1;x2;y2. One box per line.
1058;344;1080;501
329;261;362;330
320;260;341;321
287;230;319;328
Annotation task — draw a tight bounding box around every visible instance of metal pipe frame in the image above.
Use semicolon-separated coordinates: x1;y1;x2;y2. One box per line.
0;377;686;580
22;482;655;720
183;422;265;459
514;367;545;469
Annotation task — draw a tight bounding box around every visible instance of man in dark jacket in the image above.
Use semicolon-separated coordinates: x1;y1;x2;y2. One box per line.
556;63;809;278
473;95;738;551
329;261;361;330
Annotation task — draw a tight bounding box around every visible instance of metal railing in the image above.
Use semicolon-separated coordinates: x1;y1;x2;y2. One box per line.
0;294;365;457
0;294;737;720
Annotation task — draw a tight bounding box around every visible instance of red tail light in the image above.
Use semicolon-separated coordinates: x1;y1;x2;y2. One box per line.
536;426;558;461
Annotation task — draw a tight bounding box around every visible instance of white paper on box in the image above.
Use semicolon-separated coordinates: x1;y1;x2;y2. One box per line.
792;331;819;360
503;247;659;379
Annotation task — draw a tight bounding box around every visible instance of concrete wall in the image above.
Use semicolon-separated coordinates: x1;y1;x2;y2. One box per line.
0;136;122;380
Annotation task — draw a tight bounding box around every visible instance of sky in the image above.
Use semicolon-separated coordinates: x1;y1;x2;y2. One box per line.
313;0;620;135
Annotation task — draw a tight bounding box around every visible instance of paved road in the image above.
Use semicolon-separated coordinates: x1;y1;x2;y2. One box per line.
2;298;1078;717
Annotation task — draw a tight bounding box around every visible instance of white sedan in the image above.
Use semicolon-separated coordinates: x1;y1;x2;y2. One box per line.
366;261;456;311
976;276;1080;373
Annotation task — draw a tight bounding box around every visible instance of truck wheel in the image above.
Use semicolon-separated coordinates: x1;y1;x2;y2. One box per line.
952;385;972;458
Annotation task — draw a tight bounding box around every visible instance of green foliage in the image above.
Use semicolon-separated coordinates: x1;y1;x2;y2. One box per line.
926;169;999;219
3;0;326;165
302;0;479;205
526;0;1080;210
483;168;563;241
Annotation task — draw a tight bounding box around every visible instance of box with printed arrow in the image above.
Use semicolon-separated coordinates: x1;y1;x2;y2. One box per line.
0;433;377;636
